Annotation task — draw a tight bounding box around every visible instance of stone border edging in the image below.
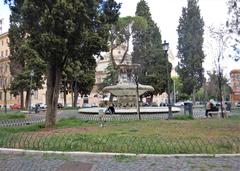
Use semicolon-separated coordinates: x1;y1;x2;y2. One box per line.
1;148;240;158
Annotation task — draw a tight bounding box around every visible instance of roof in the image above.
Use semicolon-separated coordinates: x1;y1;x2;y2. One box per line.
230;69;240;74
0;32;8;38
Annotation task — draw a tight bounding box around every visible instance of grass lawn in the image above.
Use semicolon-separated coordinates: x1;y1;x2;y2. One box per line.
0;110;239;154
0;111;26;120
1;112;239;138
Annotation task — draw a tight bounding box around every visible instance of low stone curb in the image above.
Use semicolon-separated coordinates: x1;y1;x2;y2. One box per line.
1;148;240;158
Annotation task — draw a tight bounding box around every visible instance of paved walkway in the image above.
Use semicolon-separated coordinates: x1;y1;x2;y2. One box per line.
0;152;239;171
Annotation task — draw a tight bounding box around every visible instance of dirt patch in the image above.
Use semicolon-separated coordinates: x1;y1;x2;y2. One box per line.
25;126;99;137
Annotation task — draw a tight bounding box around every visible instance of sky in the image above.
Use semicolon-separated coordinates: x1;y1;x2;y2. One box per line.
0;0;239;78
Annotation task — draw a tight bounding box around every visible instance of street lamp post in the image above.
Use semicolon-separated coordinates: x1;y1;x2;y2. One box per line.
135;74;141;120
29;70;34;114
162;40;172;119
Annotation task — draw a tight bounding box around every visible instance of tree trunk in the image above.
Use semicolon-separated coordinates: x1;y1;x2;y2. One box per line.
71;80;74;107
192;87;196;105
25;90;30;110
136;81;141;120
73;92;78;108
109;94;114;102
45;64;61;128
218;72;224;118
3;89;7;113
73;81;78;107
20;90;24;109
150;94;153;104
63;81;67;107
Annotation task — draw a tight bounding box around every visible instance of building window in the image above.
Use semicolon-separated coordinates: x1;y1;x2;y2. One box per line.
1;40;3;46
5;50;8;57
0;92;2;101
1;51;3;57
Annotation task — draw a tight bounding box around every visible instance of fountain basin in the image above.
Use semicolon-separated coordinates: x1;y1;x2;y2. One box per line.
103;83;154;96
78;107;181;115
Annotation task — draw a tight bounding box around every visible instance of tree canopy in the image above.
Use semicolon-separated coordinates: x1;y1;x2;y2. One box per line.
206;71;232;101
227;0;240;61
176;0;205;100
132;0;170;97
5;0;121;127
6;0;46;108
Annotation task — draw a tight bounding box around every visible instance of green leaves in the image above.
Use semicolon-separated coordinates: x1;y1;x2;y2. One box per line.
177;0;204;96
7;0;121;126
132;0;166;96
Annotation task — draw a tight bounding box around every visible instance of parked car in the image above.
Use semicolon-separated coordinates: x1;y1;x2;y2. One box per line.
236;101;240;107
40;103;47;109
174;101;184;107
57;103;63;108
31;103;47;110
10;104;21;110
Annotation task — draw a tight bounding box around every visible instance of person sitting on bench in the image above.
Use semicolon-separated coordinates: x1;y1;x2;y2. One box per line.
205;99;218;117
105;102;115;115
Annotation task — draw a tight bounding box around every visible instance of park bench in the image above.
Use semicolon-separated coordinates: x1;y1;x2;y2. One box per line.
208;110;230;118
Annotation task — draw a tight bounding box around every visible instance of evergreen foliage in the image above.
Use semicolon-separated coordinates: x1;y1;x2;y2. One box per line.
132;0;170;97
6;0;46;108
176;0;205;98
5;0;121;127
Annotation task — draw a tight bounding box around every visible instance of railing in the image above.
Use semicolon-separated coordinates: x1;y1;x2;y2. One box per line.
0;133;239;154
0;117;45;127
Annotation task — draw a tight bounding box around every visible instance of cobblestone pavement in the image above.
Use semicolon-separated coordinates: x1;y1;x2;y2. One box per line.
0;153;239;171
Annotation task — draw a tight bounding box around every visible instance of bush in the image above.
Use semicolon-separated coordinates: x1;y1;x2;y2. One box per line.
174;115;194;120
0;112;26;120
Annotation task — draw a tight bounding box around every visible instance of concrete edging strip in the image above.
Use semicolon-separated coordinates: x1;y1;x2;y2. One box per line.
0;148;240;158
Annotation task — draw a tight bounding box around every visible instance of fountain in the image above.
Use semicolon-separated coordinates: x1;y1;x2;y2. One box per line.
78;58;180;115
102;63;154;107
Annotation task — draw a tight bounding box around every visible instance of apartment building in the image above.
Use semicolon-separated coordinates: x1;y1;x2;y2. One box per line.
230;69;240;105
0;32;19;107
0;31;178;107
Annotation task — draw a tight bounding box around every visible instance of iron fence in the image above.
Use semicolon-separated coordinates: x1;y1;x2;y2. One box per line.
0;132;239;154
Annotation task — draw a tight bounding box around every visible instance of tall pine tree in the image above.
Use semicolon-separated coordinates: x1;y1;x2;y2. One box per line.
176;0;204;102
6;0;46;109
132;0;170;101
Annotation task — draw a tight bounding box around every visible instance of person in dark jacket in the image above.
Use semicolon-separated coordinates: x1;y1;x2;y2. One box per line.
105;102;115;114
205;99;218;117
